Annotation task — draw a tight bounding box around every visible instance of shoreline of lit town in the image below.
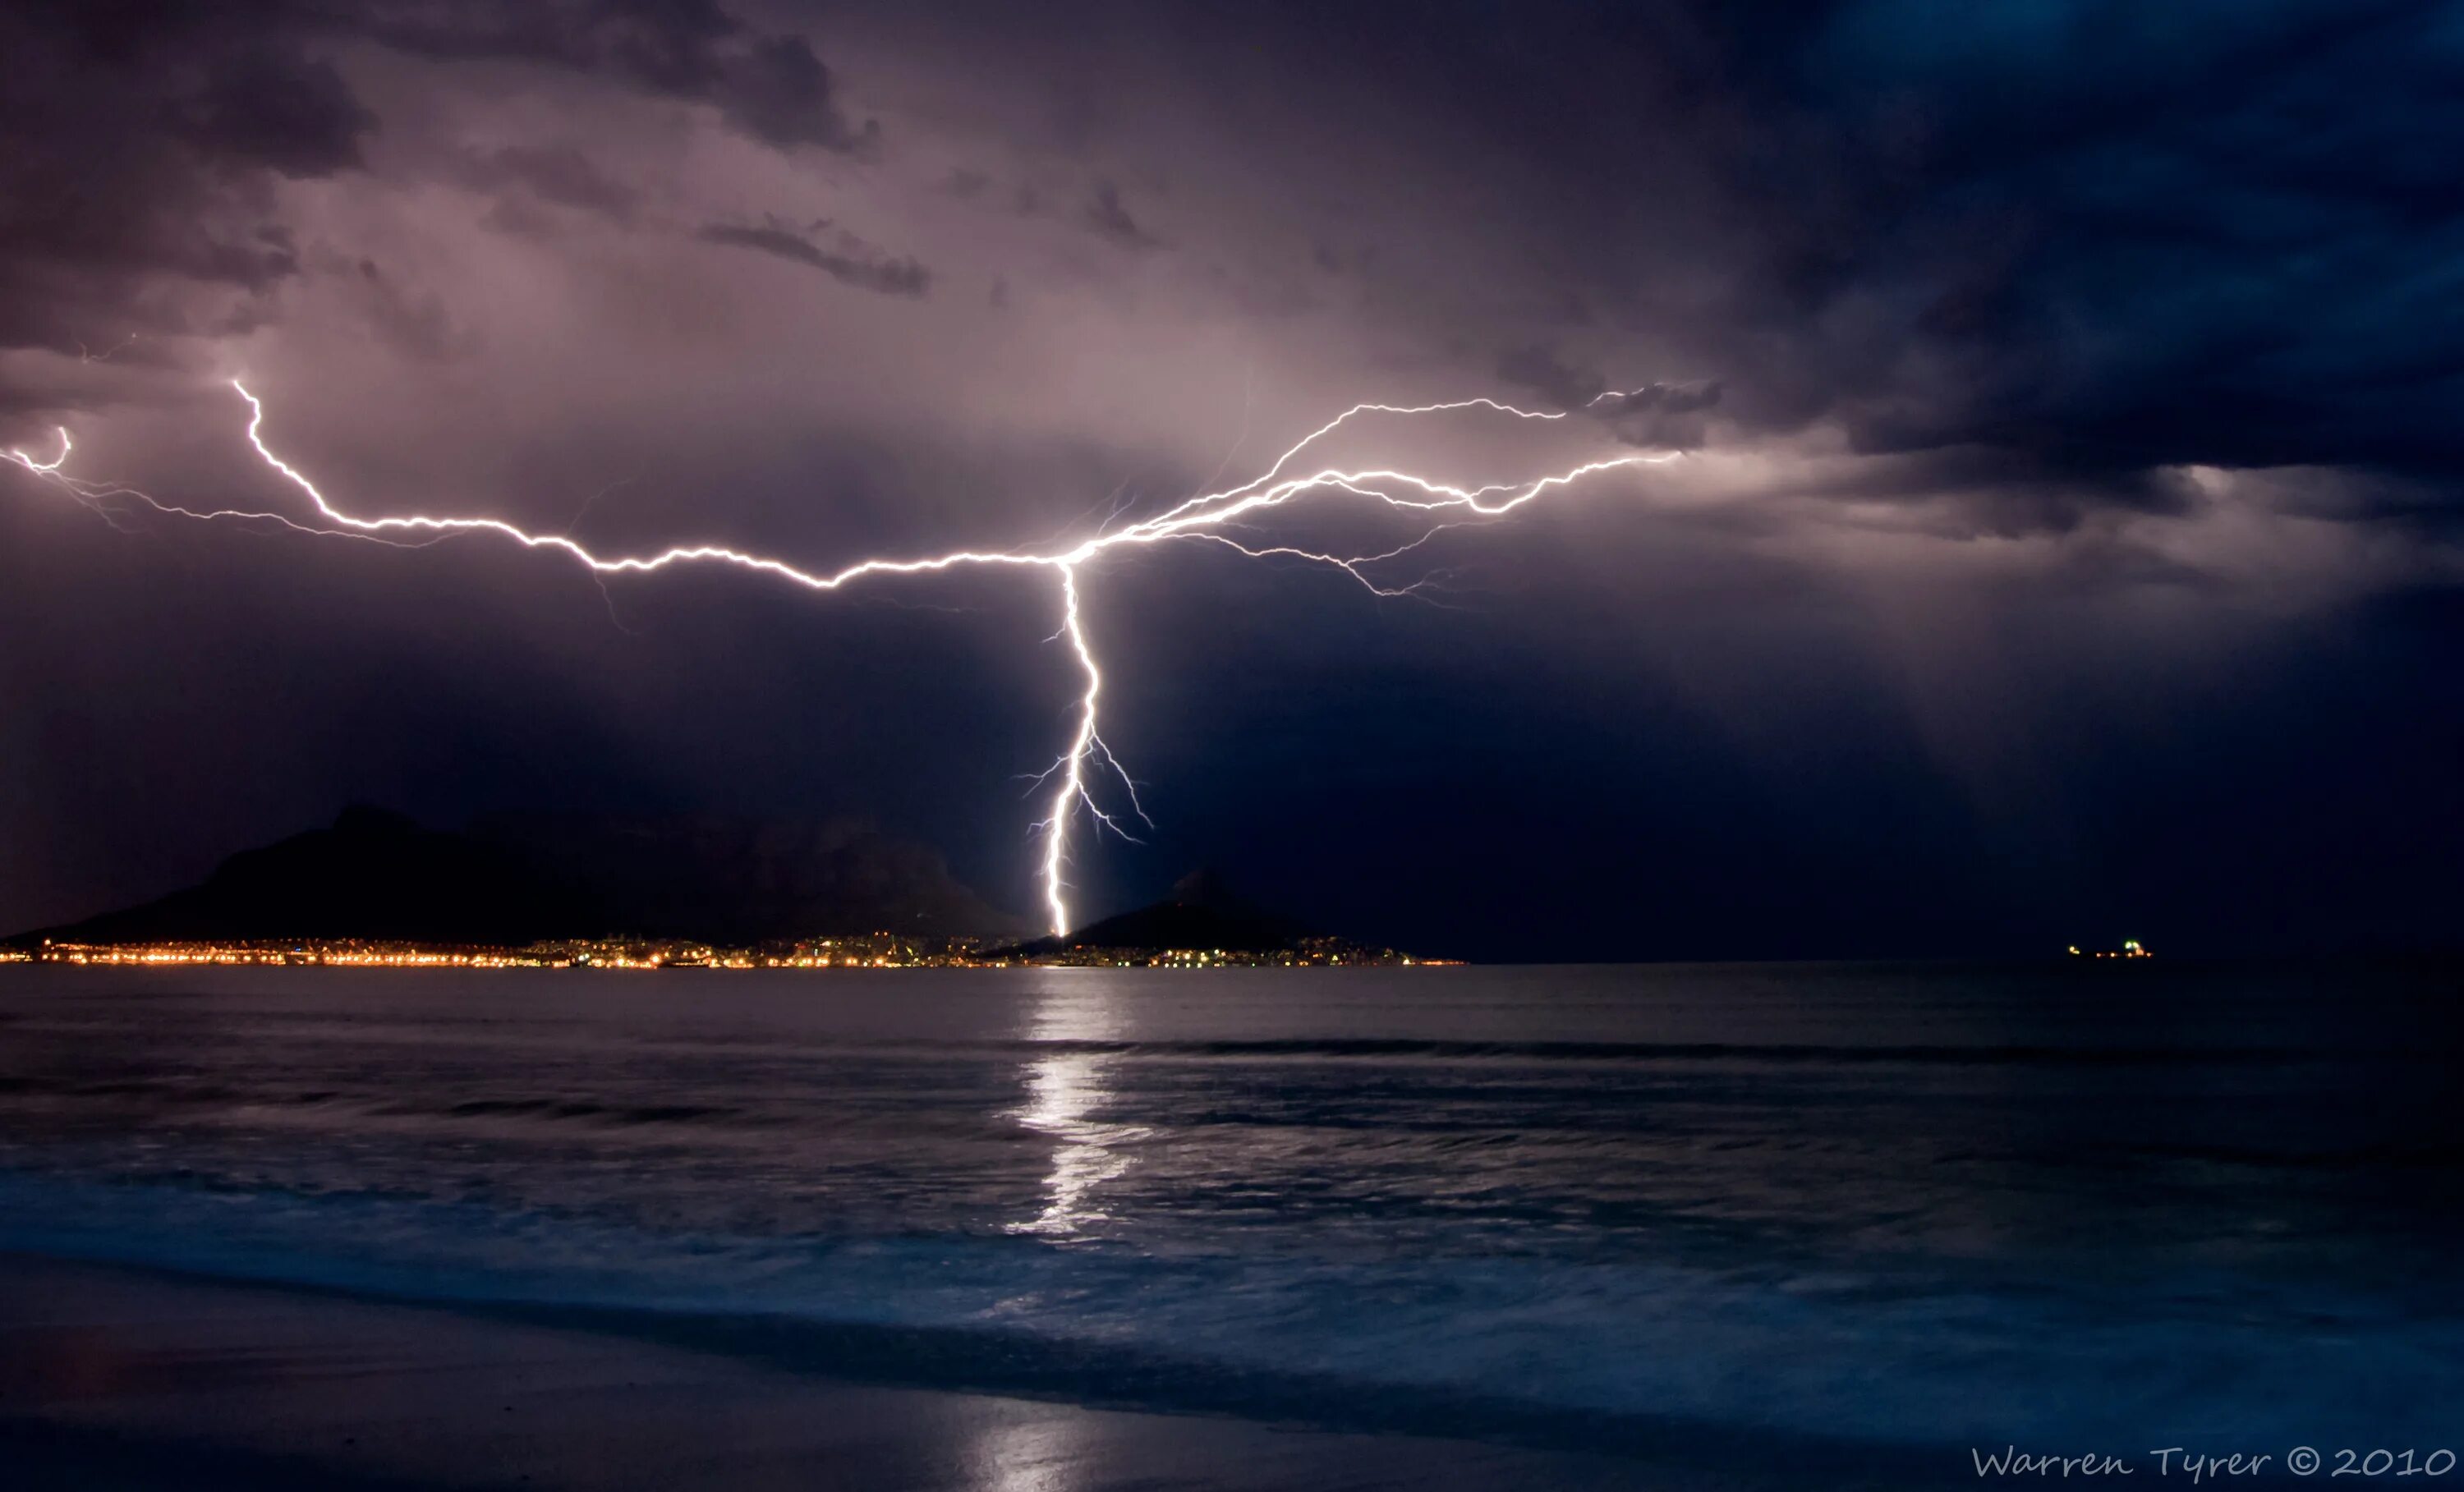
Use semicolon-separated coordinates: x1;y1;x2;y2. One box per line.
0;934;1451;970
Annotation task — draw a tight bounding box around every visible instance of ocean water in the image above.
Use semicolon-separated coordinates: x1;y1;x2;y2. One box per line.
0;962;2457;1475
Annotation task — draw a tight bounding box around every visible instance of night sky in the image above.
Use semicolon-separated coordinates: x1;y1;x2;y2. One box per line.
2;1;2459;962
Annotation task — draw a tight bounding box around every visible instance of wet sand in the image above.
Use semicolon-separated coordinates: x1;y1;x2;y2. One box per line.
0;1255;1662;1491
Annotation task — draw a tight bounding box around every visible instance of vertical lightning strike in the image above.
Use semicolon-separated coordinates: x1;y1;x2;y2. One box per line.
7;379;1683;939
1029;567;1156;934
1042;567;1100;935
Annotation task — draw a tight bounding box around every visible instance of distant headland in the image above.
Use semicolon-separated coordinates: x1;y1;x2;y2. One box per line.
2;810;1440;970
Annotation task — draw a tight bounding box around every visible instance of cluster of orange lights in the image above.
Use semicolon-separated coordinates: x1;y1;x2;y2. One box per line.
10;936;1450;971
32;943;559;969
2068;939;2154;959
11;935;991;971
1033;939;1445;969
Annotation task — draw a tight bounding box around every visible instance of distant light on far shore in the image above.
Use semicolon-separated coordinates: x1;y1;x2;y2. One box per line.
2069;939;2153;959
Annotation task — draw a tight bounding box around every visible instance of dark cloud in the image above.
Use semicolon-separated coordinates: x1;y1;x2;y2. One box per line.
1780;2;2464;480
353;0;877;151
0;0;872;396
1588;2;2464;484
946;0;2458;501
344;256;476;361
1495;345;1604;410
1497;346;1721;448
1593;381;1722;451
697;220;931;297
181;47;378;178
712;31;879;152
0;13;353;365
1082;181;1165;250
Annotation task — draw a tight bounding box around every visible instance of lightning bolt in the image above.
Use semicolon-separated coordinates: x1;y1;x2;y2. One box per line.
9;383;1680;936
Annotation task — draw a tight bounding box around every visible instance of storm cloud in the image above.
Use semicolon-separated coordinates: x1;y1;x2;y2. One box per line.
1;0;2457;957
697;219;931;296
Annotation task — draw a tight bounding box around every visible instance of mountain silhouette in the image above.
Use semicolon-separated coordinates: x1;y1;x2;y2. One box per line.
1001;870;1313;954
13;806;1024;946
475;811;1027;942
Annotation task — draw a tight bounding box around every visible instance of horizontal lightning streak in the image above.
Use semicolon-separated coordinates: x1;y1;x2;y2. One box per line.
4;425;433;545
8;379;1680;935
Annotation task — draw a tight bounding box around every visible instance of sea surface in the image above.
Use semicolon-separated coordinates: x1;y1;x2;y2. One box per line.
0;962;2457;1476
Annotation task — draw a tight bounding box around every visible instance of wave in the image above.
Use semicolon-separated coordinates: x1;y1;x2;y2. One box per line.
896;1036;2377;1065
0;1168;2455;1461
0;1072;760;1126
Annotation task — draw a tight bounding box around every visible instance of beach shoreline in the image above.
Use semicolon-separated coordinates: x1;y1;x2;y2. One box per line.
0;1252;1694;1491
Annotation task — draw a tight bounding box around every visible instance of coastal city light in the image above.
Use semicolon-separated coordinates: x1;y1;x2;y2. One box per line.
21;934;1442;970
2068;939;2154;959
